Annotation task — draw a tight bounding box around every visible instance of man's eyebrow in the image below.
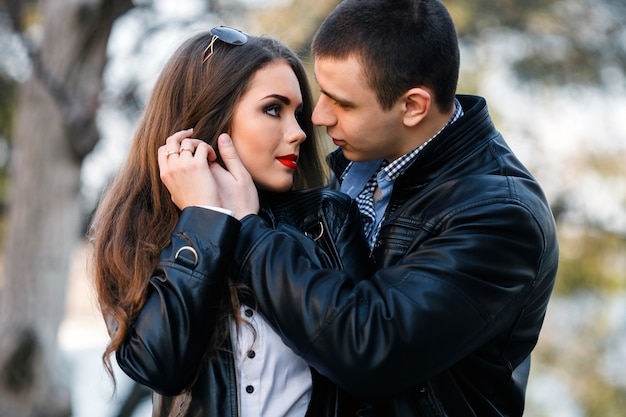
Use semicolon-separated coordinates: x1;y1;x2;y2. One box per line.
320;89;353;106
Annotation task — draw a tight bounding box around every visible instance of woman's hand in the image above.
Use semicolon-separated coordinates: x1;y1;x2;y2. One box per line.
158;129;221;209
210;134;260;220
158;130;259;219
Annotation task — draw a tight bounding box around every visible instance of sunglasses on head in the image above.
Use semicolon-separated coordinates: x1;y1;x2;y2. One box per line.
202;26;249;63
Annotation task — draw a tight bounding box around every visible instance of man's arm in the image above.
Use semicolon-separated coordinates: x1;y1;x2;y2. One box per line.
232;202;552;401
214;134;555;400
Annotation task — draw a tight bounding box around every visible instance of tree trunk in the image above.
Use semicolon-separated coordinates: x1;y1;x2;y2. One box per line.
0;1;133;416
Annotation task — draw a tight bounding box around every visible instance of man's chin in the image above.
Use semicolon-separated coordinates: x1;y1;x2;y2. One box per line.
339;148;375;163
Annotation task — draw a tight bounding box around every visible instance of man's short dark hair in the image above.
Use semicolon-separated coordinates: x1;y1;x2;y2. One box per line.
312;0;460;112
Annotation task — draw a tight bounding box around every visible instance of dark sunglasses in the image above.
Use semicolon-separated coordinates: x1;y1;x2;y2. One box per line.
202;26;249;64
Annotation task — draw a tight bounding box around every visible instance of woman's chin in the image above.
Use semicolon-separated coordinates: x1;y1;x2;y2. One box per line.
256;181;293;193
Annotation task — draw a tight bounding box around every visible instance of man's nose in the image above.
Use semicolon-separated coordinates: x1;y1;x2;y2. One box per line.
312;95;335;127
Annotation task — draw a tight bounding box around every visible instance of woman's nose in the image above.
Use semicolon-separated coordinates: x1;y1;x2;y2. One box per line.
286;118;307;144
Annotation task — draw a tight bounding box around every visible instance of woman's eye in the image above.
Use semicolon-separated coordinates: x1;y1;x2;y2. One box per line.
264;104;281;117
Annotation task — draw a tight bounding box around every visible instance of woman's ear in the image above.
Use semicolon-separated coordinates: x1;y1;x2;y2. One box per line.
402;87;431;127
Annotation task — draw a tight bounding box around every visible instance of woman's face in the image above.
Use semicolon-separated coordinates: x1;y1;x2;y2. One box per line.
230;61;307;192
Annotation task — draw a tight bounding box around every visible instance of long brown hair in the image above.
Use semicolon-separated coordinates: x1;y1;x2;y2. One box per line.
89;29;325;383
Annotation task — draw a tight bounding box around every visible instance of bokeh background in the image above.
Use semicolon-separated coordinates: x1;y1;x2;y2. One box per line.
0;0;625;416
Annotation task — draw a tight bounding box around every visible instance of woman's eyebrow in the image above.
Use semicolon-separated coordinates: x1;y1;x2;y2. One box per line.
262;94;290;104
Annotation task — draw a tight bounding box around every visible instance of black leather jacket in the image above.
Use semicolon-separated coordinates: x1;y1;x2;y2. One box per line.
233;95;560;417
116;188;372;416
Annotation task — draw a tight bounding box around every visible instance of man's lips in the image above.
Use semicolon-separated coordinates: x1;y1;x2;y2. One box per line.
332;137;347;147
276;154;298;169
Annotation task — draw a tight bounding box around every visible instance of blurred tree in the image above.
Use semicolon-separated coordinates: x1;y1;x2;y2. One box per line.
0;1;133;416
0;75;14;216
0;76;13;142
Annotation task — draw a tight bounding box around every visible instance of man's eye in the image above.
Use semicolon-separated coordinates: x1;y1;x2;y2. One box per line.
264;104;281;117
335;100;350;110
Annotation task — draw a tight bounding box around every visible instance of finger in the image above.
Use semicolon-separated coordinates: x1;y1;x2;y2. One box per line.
179;148;193;156
192;142;218;162
164;128;195;151
178;138;214;158
158;145;174;171
178;138;197;156
217;133;251;181
165;149;180;159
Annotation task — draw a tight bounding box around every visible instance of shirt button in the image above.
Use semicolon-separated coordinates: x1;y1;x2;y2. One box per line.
245;308;254;317
247;350;256;359
246;385;254;394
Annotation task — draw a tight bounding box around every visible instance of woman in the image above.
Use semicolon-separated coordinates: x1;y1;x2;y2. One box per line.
90;26;371;416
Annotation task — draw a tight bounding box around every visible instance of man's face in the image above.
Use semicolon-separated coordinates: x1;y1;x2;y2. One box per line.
312;55;406;162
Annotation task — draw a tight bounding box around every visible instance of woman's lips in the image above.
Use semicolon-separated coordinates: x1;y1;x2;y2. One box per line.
277;154;298;169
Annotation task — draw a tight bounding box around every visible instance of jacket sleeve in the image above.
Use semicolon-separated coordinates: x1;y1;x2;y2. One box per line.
116;207;240;396
232;200;557;401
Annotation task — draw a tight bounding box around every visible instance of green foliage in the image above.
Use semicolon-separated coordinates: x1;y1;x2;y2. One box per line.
556;228;626;294
447;0;626;88
584;382;626;417
552;150;626;294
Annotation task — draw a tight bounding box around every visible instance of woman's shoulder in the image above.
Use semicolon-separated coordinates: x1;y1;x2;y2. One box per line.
261;187;370;273
262;187;355;225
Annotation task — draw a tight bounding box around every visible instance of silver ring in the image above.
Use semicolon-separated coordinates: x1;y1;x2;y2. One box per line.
165;150;179;157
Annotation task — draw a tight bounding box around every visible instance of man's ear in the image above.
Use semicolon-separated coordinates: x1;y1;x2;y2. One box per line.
402;87;431;127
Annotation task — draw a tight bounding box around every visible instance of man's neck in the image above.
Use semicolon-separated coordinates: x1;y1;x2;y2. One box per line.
397;105;456;161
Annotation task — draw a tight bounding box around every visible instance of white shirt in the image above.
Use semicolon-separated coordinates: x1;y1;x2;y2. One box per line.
198;206;312;415
231;305;312;417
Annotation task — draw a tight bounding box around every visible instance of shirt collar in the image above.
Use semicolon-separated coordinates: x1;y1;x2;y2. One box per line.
382;98;464;181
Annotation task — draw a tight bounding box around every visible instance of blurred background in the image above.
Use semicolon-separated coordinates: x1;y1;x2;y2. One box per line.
0;0;625;416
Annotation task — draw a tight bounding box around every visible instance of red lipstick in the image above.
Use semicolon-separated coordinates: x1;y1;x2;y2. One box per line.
277;154;298;169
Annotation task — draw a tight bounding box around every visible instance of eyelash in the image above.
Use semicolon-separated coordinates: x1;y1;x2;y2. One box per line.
334;100;350;109
264;103;303;121
264;104;281;117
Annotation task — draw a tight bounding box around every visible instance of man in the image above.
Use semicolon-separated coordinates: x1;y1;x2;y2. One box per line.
217;0;559;415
